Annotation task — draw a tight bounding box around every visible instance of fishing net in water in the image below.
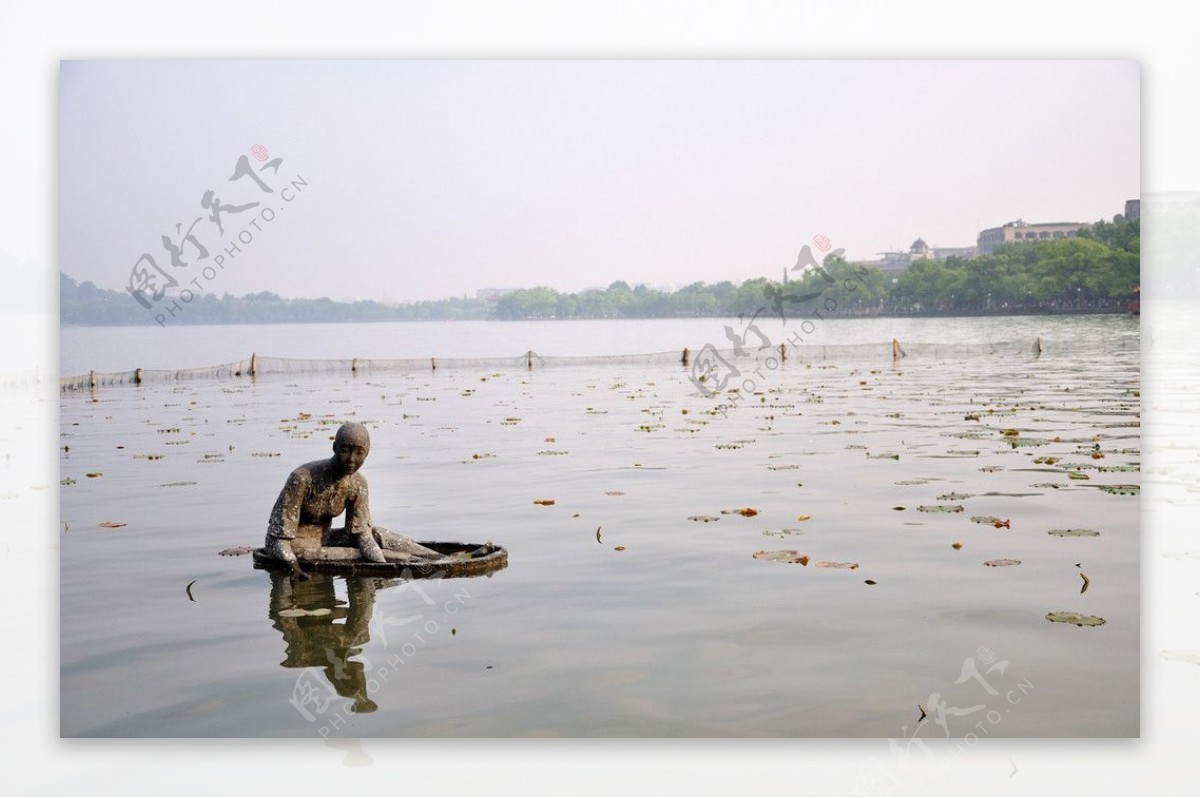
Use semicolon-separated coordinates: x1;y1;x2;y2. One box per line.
59;336;1137;392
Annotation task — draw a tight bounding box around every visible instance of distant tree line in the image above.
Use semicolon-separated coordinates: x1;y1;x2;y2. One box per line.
494;216;1139;318
59;275;489;325
883;216;1140;313
61;217;1139;325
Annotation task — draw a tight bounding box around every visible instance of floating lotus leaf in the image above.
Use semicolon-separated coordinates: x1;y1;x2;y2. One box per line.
1097;465;1139;472
752;550;809;565
721;507;758;517
688;515;720;523
937;492;975;501
218;545;255;556
533;499;556;506
917;504;965;513
1097;484;1139;495
895;479;930;486
1046;611;1106;627
97;521;127;528
979;466;1004;473
868;453;900;460
1067;471;1090;480
814;561;860;569
984;558;1021;567
970;516;1010;528
762;528;805;538
1048;528;1100;537
946;450;980;456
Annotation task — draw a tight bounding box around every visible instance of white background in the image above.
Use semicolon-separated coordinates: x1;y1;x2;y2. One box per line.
2;1;1197;795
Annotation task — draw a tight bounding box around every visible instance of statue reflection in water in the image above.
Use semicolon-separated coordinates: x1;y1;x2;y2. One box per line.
268;570;408;716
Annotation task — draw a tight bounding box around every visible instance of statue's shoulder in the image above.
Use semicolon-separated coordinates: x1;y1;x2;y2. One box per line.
287;459;328;482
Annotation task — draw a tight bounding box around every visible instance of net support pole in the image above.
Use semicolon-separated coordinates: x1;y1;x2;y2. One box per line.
88;370;96;388
133;368;143;385
248;353;257;376
779;343;787;362
526;350;533;370
351;357;358;374
431;357;437;371
681;347;689;366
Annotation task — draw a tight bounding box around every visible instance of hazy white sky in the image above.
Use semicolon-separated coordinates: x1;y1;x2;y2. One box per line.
59;59;1138;302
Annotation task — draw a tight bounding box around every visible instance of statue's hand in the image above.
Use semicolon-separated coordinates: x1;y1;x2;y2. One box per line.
359;533;387;563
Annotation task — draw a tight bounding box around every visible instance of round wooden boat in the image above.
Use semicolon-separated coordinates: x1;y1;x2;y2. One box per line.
252;541;507;578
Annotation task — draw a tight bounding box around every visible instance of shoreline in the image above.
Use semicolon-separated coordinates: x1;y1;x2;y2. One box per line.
57;306;1135;328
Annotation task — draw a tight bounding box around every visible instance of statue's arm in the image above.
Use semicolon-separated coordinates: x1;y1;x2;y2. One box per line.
266;470;309;578
349;477;385;563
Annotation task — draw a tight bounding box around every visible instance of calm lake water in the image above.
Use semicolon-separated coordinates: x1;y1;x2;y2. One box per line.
62;314;1133;377
59;315;1139;736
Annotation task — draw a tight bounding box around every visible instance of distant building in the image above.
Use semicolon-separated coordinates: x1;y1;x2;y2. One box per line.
976;219;1091;256
476;287;517;313
1124;198;1140;220
853;237;977;275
